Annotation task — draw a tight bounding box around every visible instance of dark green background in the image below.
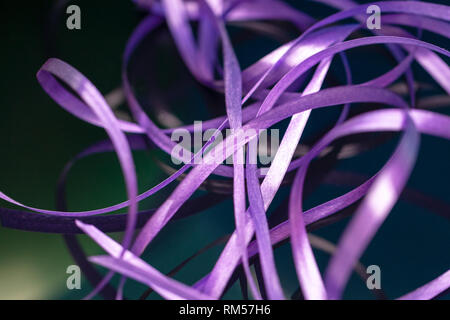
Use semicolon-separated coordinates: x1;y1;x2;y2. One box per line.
0;0;448;299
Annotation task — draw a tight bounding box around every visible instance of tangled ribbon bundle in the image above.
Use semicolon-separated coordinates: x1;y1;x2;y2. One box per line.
1;0;449;300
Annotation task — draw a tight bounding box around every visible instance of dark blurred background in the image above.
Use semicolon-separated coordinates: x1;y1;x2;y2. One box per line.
0;0;448;299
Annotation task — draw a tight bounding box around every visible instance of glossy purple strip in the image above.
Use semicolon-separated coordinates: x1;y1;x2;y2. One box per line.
398;270;450;300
